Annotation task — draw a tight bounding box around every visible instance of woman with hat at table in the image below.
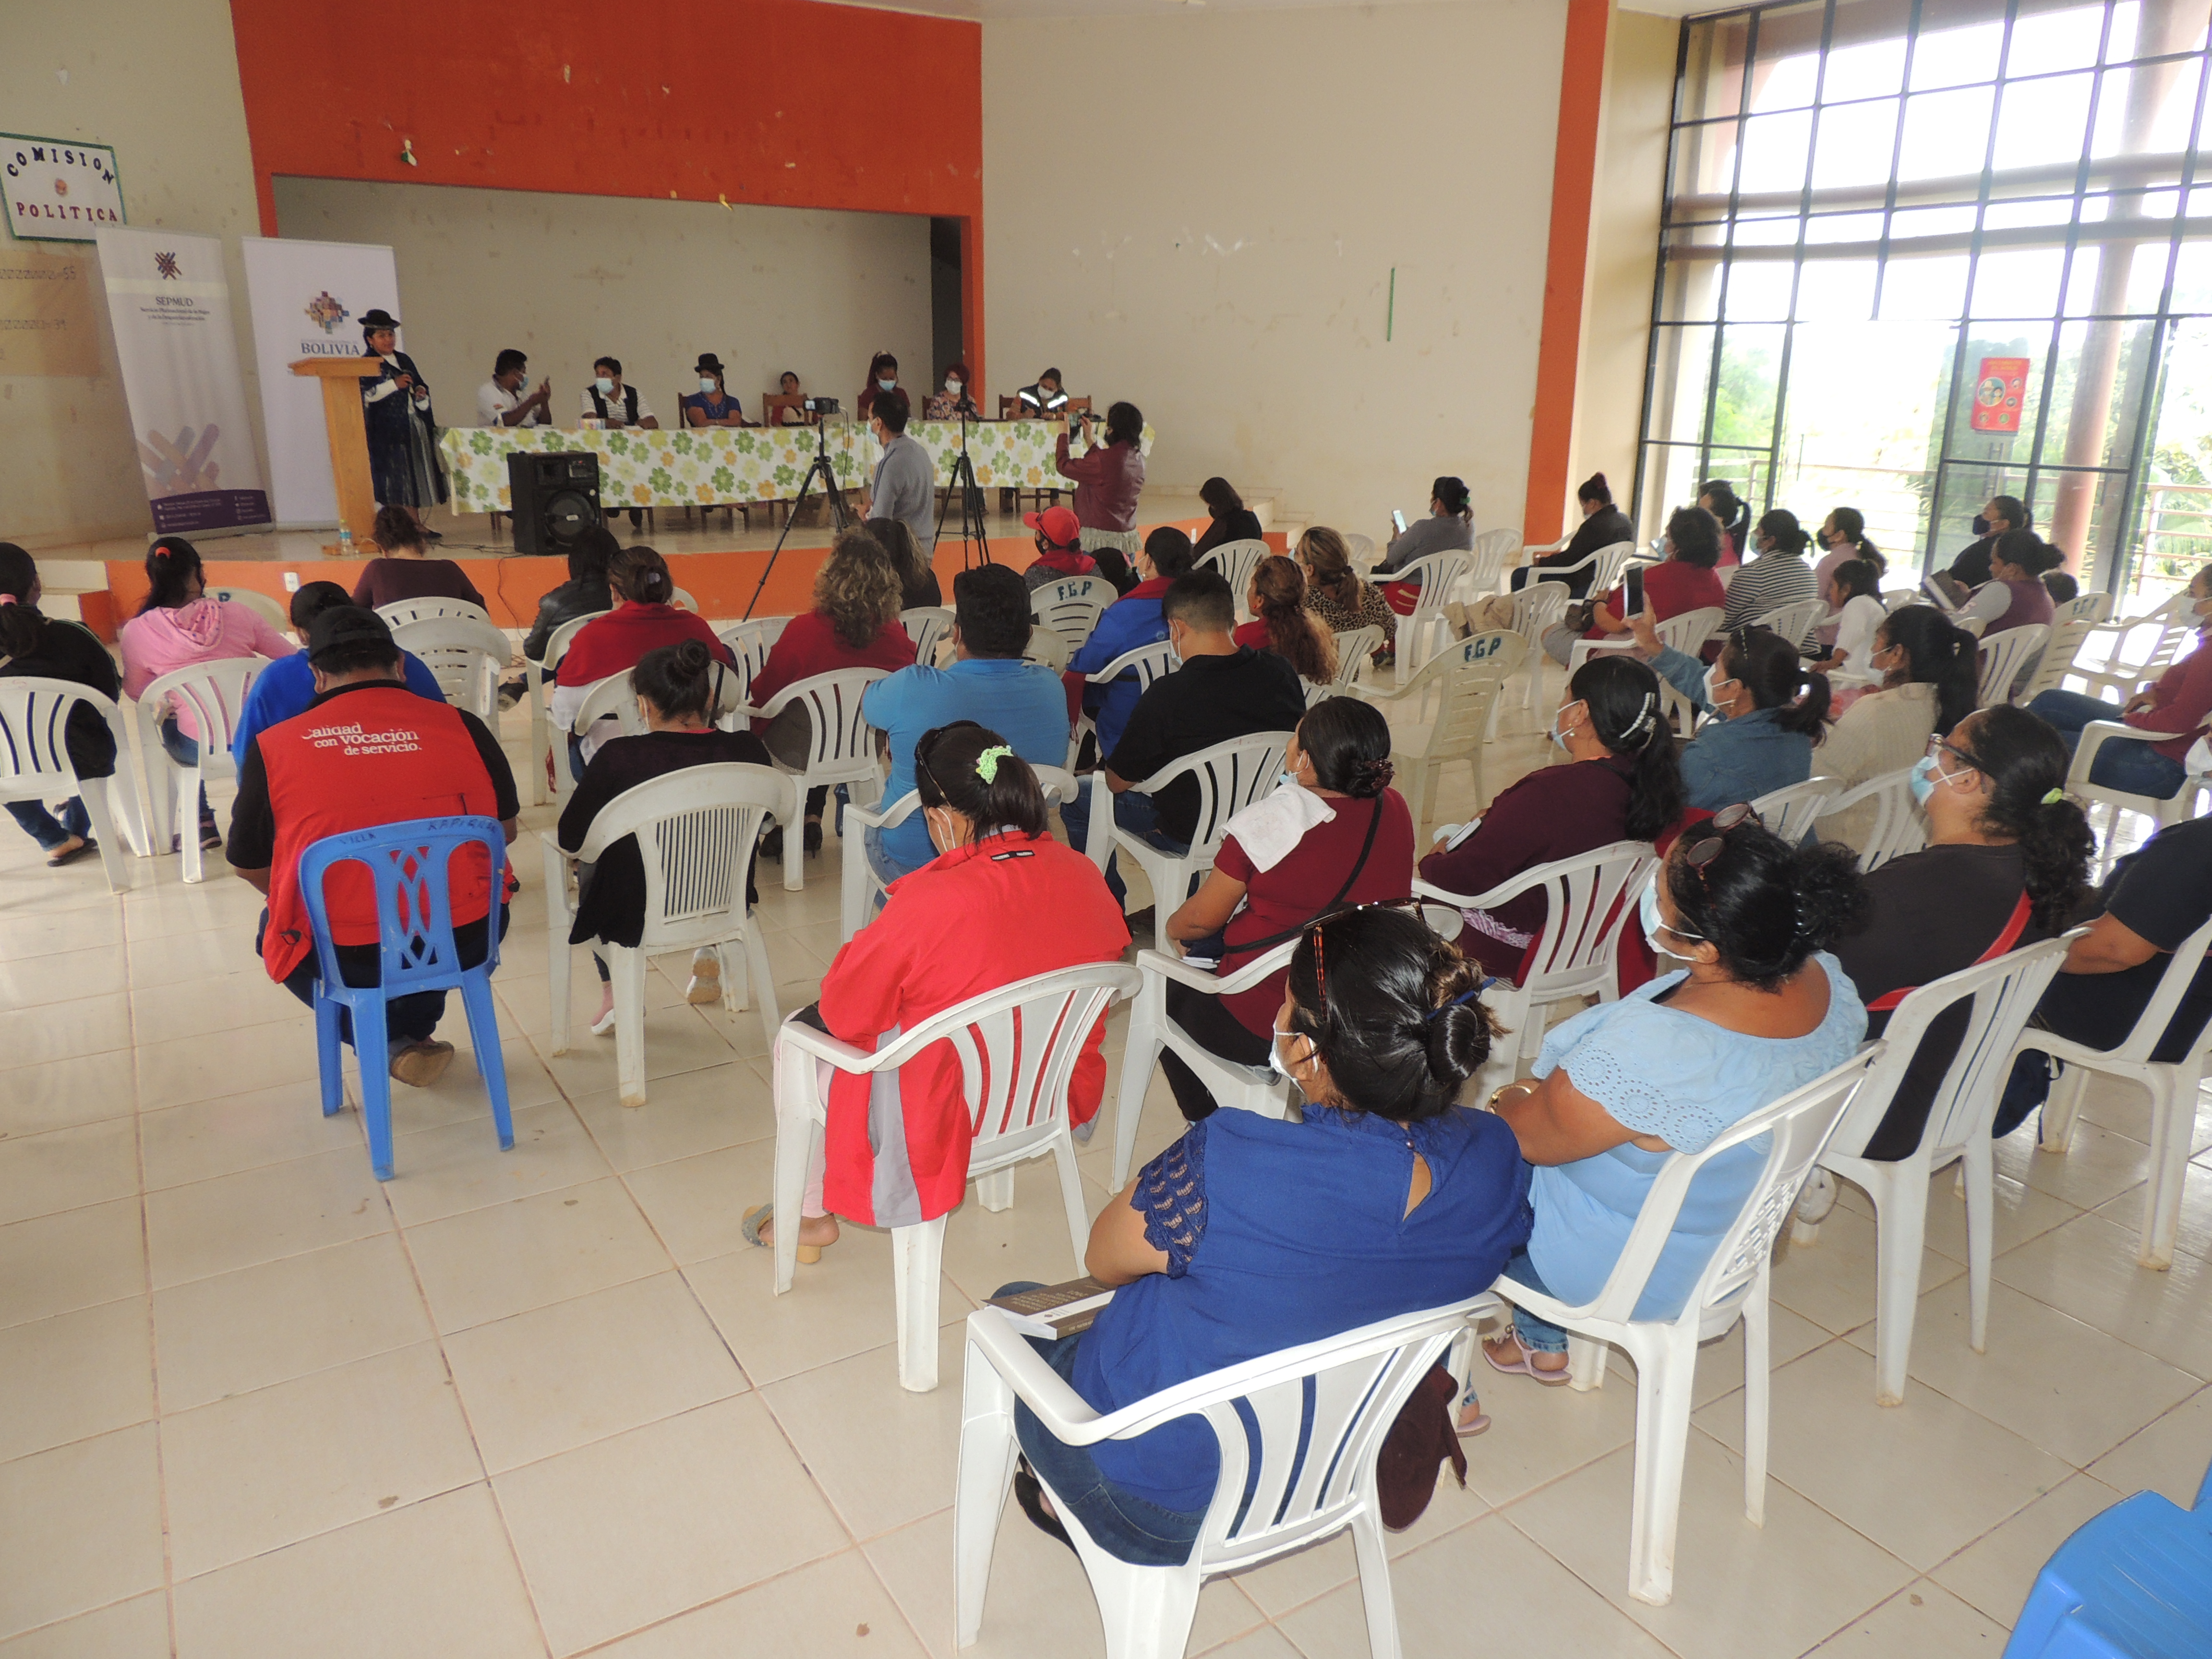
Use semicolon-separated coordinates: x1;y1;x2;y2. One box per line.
357;309;447;537
681;354;749;427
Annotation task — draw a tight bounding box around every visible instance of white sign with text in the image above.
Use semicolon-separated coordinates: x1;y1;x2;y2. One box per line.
2;135;124;242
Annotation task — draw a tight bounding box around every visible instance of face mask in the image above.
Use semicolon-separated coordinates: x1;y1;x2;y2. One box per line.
699;378;718;394
1268;1027;1301;1083
1971;515;1991;537
1702;662;1732;712
945;379;962;395
1639;880;1702;948
1548;702;1578;751
595;376;614;395
878;378;897;392
1907;755;1941;806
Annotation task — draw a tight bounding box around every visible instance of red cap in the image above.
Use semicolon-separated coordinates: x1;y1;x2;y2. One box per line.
1023;505;1082;545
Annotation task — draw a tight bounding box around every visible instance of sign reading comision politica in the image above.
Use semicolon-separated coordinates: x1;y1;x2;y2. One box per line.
1;136;125;242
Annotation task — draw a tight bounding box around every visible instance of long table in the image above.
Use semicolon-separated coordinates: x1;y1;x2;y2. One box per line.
438;419;1154;514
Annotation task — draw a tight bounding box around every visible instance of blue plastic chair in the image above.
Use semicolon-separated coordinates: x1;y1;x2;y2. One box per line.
2004;1456;2212;1657
297;815;515;1181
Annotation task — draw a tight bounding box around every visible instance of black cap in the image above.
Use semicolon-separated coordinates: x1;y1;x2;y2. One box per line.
306;604;396;660
360;308;400;331
694;353;725;375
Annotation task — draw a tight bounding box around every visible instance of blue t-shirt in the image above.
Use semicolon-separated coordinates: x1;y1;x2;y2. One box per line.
679;391;744;423
860;657;1070;870
1066;588;1171;758
231;650;447;765
1072;1106;1531;1514
1527;951;1867;1320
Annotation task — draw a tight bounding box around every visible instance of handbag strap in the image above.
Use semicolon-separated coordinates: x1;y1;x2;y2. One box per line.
1227;795;1387;956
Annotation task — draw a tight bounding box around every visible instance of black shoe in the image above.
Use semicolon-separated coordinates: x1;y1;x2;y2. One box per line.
1122;906;1155;938
760;825;785;861
1013;1461;1075;1556
803;819;824;857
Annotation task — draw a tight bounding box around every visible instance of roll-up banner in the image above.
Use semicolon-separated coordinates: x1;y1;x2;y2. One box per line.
241;237;402;526
92;226;270;534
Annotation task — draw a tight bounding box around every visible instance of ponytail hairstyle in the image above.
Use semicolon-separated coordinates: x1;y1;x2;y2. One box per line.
1298;697;1395;799
1250;555;1335;684
632;639;718;723
1700;479;1749;542
1829;506;1885;574
1104;400;1143;448
1991;528;2062;580
371;506;427;554
1567;654;1684;841
1830;559;1882;604
0;542;50;661
1950;706;2093;933
1665;819;1868;994
1756;508;1811;558
1577;472;1614;509
1298;526;1360;599
608;543;675;607
140;535;204;615
1664;505;1722;569
1282;906;1493;1123
913;720;1047;842
1879;605;1979;736
1431;476;1472;519
1723;625;1831;738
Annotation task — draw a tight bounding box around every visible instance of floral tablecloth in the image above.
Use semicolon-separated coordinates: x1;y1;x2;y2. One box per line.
438;419;1155;512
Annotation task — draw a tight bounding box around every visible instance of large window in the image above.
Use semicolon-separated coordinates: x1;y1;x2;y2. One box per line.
1639;0;2212;600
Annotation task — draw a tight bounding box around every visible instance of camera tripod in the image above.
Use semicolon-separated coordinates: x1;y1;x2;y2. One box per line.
934;405;993;570
743;415;852;621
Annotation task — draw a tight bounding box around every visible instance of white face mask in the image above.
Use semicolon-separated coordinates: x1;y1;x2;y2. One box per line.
1702;662;1733;713
1639;880;1702;949
1549;700;1582;751
878;377;897;392
699;377;718;394
1268;1027;1303;1083
594;376;614;395
945;379;962;395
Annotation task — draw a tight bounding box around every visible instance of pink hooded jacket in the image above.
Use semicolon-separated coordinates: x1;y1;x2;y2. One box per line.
119;598;295;742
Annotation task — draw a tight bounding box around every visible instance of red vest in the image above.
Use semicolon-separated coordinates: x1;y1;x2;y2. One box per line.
257;685;508;983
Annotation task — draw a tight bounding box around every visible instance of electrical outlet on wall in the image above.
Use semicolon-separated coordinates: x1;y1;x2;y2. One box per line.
282;570;300;592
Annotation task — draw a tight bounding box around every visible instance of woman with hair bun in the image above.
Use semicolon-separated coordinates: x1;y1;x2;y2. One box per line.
1511;470;1637;599
1157;697;1415;1118
1375;475;1477;615
741;720;1128;1264
1719;508;1821;649
555;640;773;1026
1463;811;1866;1419
1005;906;1530;1560
0;543;125;867
1232;555;1337;687
553;543;736;776
1296;526;1397;662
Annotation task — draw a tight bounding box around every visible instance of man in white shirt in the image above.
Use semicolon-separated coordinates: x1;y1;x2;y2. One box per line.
580;356;658;527
477;349;551;428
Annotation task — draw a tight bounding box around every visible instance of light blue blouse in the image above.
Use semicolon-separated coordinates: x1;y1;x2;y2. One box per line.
1527;952;1867;1320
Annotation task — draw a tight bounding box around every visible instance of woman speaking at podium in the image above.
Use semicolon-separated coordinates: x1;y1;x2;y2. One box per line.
358;308;448;535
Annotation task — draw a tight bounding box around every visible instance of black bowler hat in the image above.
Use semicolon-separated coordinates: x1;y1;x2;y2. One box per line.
694;353;725;376
360;308;401;331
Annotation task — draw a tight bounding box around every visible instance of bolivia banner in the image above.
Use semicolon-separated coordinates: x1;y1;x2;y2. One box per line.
93;226;270;534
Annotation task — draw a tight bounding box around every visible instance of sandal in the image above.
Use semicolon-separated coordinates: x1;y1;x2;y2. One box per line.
1455;1388;1491;1439
742;1203;821;1264
685;955;722;1006
1013;1460;1076;1556
45;836;95;868
1483;1330;1572;1385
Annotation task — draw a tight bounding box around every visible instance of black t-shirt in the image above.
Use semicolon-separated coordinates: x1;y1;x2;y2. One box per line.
1948;535;1998;590
1194;510;1265;558
2037;816;2212;1063
555;728;773;947
0;616;121;779
1106;648;1306;845
227;678;519;872
523;576;614;660
1832;843;2051;1161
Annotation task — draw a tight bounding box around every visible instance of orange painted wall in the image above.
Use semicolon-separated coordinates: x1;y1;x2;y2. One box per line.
225;0;988;385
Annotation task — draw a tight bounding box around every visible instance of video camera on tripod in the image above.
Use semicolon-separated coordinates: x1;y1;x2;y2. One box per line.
802;396;841;416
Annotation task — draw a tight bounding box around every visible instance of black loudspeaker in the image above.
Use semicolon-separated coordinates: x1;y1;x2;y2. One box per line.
506;451;602;555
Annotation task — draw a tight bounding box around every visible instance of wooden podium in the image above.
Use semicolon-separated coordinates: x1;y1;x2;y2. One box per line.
289;357;381;543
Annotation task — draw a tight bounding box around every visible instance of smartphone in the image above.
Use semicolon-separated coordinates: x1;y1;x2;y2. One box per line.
1391;509;1408;536
1624;564;1646;616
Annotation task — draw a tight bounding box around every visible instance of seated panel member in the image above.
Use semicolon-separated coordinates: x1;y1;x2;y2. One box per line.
227;606;519;1091
582;355;659;527
773;370;816;426
1017;367;1069;414
477;349;551;428
681;354;748;427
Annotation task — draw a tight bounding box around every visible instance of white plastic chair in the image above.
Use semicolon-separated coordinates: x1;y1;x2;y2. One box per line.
1794;937;2077;1404
136;658;266;883
388;615;511;721
669;585;699;614
524;610;610;808
2069;720;2206;881
770;963;1141;1391
373;597;493;629
1113;941;1298;1187
1415;839;1656;1096
1195;538;1270;620
1033;576;1113;658
1022;625;1070;670
0;678;143;892
1391;549;1477;685
744;667;890;891
1110;731;1295;954
1320;625;1384;700
1488;1048;1881;1606
1748;598;1827;656
1812;766;1927;872
1342;531;1379;572
1504;579;1570;717
209;587;289;631
836;766;1098;943
1975;622;2050;708
2052;591;2113;627
956;1290;1498;1659
541;763;793;1105
1465;527;1520;602
551;671;647;804
1882;588;1921;613
2026;908;2212;1270
1069;640;1179;769
1353;630;1525;837
901;605;955;669
716;616;792;688
1565;604;1725;736
2018;615;2099;705
1533;539;1636;609
1749;775;1840;846
2064;614;2189;705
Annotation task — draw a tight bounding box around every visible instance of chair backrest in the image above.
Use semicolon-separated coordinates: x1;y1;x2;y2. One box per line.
669;586;699;614
1084;638;1179;694
374;597;493;629
1882;588;1921;613
1023;625;1070;670
536;609;611;673
1752;599;1826;655
1656;605;1725;657
573;671;649;739
388;616;511;720
1033;577;1111;655
1394;630;1527;753
2019;615;2098;704
1328;626;1384;690
1830;936;2078;1159
757;667;890;767
1577;1049;1881;1327
1468;527;1520;596
1812;765;1926;871
572;763;788;948
1196;538;1270;603
2053;591;2113;627
1419;839;1655;1003
1750;775;1841;846
140;658;264;758
1341;532;1377;571
0;677;125;797
1976;623;2049;707
715;616;791;698
296;814;510;998
1399;549;1475;618
2075;906;2212;1068
1589;540;1637;598
211;588;289;632
901;606;955;667
1144;730;1298;855
1508;578;1569;638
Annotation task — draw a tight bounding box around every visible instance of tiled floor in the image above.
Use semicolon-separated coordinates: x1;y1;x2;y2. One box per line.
2;654;2206;1659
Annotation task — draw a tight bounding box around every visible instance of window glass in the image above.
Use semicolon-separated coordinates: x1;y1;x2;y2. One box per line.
1897;86;1999;180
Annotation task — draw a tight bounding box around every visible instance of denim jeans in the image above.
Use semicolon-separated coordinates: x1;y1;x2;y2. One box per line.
159;718;215;824
1056;786;1190;906
5;795;91;852
262;904;509;1059
2026;690;2189;799
1503;1249;1569;1355
995;1281;1209;1566
862;823;923;896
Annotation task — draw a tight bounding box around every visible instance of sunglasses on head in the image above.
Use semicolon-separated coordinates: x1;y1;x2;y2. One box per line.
1308;897;1450;1022
1680;801;1763;884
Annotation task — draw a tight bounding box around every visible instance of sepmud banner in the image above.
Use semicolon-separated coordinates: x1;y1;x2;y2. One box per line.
94;226;270;533
241;237;401;525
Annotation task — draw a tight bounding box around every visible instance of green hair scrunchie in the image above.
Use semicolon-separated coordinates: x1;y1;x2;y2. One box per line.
974;745;1014;784
2041;786;2066;806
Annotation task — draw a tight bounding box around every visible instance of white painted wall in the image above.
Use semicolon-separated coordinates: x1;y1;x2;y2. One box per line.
981;0;1568;538
271;180;933;449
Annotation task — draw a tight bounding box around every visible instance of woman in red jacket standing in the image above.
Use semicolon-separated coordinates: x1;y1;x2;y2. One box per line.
742;721;1129;1260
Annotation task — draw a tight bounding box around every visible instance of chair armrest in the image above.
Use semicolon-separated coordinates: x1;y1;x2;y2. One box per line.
846;789;918;835
772;1018;882;1074
1135;940;1296;997
1414;868;1548;913
965;1308;1113;1441
1349;677;1418;704
2070;719;2144;784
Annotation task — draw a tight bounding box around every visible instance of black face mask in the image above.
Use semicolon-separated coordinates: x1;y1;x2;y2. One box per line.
1971;515;1991;537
